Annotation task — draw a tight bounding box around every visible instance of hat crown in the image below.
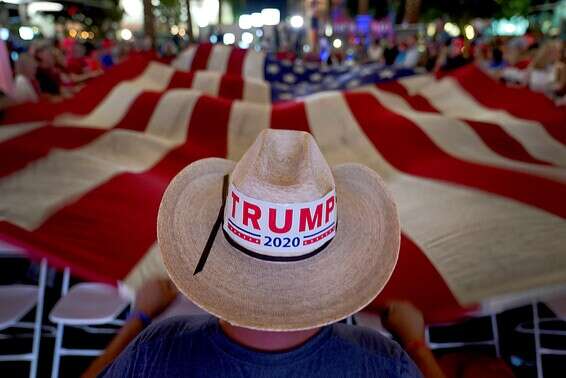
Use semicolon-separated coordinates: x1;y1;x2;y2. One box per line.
232;130;334;203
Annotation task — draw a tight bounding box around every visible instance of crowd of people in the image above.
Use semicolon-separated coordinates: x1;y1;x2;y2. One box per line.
272;28;566;103
4;39;104;103
1;25;565;109
0;36;164;109
372;33;566;102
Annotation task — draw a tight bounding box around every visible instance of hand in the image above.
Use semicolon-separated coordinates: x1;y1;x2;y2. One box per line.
381;301;425;346
134;278;178;318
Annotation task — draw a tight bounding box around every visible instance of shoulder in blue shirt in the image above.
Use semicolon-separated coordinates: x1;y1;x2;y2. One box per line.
102;315;422;377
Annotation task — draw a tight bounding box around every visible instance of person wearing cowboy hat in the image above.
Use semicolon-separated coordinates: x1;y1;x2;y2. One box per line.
101;130;439;377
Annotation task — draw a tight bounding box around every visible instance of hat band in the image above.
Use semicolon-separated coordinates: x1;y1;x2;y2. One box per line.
222;226;335;262
223;184;337;259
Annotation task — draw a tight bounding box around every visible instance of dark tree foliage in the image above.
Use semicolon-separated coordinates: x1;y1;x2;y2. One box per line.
419;0;555;22
50;0;123;28
343;0;558;22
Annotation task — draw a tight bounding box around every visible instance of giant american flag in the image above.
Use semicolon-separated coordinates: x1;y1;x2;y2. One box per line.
1;43;565;323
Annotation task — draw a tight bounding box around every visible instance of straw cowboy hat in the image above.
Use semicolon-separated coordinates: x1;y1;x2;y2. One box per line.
158;129;400;331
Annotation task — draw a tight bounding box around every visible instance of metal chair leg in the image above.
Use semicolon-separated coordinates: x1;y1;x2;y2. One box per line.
490;312;500;358
29;258;47;378
51;268;70;378
533;301;543;378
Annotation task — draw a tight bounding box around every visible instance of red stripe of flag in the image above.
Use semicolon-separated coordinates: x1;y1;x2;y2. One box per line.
167;71;195;89
464;119;553;166
377;81;554;166
218;75;244;100
447;65;566;145
377;81;438;113
0;95;233;282
271;101;310;132
345;92;566;218
225;48;247;76
190;43;214;71
0;92;164;178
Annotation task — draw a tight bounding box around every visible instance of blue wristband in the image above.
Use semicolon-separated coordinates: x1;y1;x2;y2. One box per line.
130;310;152;328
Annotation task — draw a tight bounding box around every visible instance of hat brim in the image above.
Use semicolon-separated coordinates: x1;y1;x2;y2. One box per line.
158;157;400;331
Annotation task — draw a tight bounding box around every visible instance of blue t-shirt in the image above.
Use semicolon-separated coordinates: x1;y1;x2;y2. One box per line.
102;315;422;377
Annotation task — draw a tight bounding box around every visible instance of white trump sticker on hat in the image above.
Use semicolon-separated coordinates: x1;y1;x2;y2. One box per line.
223;184;336;259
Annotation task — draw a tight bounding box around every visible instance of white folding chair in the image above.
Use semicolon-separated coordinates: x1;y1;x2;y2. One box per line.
355;308;500;357
425;312;500;357
49;268;130;378
0;255;47;378
514;300;566;378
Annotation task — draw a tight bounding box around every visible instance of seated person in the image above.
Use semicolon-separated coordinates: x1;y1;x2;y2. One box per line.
552;42;566;98
84;279;445;378
34;44;65;97
35;43;101;99
368;39;384;63
528;41;560;94
13;53;40;103
90;130;438;378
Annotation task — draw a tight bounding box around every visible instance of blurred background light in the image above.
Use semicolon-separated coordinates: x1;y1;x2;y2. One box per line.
193;0;219;28
250;12;263;28
426;23;436;37
18;26;34;40
443;22;461;37
464;24;475;39
260;8;280;26
241;31;253;44
28;2;63;14
120;0;143;31
0;28;9;41
119;28;133;40
325;24;333;37
223;32;235;45
490;17;529;36
239;14;252;30
290;15;303;29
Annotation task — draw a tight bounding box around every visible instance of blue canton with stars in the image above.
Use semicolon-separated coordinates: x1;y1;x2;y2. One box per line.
264;56;416;101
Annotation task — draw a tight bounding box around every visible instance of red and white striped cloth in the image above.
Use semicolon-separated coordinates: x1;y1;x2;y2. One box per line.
171;43;266;79
0;54;269;125
0;55;565;323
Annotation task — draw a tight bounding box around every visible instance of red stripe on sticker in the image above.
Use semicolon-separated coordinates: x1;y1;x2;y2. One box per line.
303;226;334;245
228;223;261;244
